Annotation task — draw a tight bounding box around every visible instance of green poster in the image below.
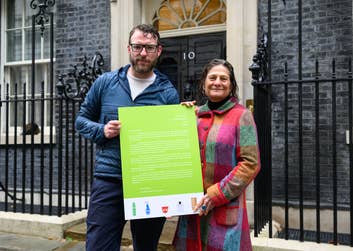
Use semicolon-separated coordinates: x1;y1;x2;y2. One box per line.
119;104;203;219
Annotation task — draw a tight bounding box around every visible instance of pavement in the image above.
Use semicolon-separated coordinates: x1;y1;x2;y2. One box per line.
0;231;146;251
1;218;352;251
0;232;142;251
0;218;177;251
0;231;85;251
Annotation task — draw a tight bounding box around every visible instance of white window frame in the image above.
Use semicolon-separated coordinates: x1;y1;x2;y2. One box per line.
0;0;56;145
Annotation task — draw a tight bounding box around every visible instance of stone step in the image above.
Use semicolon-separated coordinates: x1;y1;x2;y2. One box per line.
64;217;178;250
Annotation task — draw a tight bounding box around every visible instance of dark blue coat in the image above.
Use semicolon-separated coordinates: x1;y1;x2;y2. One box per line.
75;64;180;179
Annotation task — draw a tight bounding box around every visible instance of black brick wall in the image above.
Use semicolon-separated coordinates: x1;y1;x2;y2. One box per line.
259;0;352;79
258;0;352;208
55;0;111;75
53;0;111;191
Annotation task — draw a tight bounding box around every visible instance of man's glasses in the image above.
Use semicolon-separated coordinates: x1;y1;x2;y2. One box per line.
130;44;158;53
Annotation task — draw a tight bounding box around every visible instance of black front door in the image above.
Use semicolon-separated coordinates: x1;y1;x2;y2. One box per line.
157;32;226;104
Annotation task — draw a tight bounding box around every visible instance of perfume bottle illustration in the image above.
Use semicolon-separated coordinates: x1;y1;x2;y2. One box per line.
132;202;136;216
177;201;184;212
145;202;151;215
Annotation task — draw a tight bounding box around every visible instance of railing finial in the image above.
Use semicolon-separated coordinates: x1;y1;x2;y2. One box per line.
56;52;105;101
30;0;55;36
249;33;269;85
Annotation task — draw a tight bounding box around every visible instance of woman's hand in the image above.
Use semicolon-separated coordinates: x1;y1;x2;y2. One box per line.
180;100;196;107
194;194;215;216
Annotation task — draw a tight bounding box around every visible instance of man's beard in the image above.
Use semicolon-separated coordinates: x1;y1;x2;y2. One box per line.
130;55;158;74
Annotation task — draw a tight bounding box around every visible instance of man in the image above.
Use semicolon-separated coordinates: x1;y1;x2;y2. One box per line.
75;24;179;251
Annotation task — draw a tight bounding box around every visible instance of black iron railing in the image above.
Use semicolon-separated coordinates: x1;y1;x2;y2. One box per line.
251;48;353;246
251;0;353;246
0;0;105;217
0;53;103;216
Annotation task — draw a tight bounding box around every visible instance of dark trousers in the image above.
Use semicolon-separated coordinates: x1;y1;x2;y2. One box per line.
86;178;166;251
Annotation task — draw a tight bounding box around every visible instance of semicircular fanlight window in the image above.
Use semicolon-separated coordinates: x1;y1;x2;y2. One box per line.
153;0;226;31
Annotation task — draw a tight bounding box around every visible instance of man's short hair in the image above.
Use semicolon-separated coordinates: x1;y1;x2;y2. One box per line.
128;24;161;45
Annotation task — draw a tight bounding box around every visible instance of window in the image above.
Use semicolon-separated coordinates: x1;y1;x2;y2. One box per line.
152;0;226;31
1;0;56;143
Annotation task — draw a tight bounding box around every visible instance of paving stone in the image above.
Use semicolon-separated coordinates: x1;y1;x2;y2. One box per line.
0;232;66;251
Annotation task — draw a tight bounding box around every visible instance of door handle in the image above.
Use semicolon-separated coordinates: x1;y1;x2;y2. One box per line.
183;81;193;101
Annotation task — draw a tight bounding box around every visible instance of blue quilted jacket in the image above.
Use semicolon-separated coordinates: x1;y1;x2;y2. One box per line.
75;64;180;179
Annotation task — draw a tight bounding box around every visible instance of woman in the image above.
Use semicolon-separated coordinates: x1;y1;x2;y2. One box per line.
173;59;260;251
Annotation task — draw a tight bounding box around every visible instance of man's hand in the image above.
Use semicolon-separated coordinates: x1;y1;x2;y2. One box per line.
104;120;121;139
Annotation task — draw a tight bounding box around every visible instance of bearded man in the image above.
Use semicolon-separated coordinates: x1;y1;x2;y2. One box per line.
75;24;179;251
